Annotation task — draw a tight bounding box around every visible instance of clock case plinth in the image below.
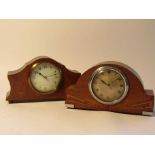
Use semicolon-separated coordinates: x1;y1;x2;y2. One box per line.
6;56;81;103
65;62;154;116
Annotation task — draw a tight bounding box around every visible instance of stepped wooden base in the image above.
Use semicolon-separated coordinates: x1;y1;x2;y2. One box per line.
6;56;81;103
65;62;154;116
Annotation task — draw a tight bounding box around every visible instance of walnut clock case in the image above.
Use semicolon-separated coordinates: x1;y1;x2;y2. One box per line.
65;62;154;116
6;56;81;103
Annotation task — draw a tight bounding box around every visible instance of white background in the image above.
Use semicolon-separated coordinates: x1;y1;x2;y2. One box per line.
0;20;155;134
0;1;155;155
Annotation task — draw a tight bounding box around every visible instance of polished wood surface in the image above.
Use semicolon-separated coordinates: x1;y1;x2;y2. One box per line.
6;56;81;103
65;62;154;115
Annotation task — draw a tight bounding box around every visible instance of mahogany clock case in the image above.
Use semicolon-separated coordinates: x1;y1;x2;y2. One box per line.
6;56;81;103
65;62;154;116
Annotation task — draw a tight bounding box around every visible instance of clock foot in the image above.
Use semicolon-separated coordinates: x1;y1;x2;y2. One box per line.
142;111;153;116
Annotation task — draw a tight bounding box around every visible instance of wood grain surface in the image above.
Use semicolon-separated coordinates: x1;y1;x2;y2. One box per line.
6;56;81;103
65;62;154;115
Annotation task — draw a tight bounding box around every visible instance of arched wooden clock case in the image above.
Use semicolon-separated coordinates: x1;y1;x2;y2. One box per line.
65;62;154;116
6;56;81;103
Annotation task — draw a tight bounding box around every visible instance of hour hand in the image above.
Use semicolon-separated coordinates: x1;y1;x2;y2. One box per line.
36;72;47;79
99;78;109;86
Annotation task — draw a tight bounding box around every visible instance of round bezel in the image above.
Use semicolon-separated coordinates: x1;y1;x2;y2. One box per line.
29;62;62;94
88;66;129;105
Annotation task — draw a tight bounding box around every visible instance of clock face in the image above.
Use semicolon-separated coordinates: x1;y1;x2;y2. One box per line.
30;62;62;93
89;66;128;104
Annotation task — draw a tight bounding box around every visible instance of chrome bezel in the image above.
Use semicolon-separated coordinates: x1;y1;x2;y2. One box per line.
29;62;62;94
89;66;129;105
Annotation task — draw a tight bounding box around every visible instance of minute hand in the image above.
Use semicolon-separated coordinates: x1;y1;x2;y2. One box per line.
46;73;57;77
109;77;121;85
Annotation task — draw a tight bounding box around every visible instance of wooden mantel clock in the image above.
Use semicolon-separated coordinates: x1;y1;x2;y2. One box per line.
6;56;81;103
65;61;154;116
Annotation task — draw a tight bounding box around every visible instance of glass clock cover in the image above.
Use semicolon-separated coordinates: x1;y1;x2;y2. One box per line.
89;66;129;104
30;62;62;93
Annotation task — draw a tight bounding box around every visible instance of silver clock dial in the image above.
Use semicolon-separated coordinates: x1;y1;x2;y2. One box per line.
89;66;129;105
30;62;62;93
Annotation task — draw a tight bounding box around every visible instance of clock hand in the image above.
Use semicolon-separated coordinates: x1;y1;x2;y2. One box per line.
46;73;57;77
110;76;121;85
98;78;114;90
99;78;110;87
36;72;47;79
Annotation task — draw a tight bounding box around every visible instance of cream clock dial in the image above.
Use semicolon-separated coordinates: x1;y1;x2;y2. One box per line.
89;66;129;104
30;62;62;93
